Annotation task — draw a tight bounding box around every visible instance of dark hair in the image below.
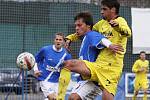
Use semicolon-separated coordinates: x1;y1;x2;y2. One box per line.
140;51;146;54
55;32;65;40
74;11;93;29
101;0;120;14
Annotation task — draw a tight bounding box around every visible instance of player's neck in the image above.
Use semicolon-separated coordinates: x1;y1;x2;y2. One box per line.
140;58;145;61
53;45;62;52
108;15;119;21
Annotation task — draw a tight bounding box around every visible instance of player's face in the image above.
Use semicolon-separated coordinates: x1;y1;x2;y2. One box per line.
101;5;112;20
75;18;90;37
140;53;146;60
54;35;64;49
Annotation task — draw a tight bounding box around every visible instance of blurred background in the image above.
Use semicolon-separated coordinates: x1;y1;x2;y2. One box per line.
0;0;150;100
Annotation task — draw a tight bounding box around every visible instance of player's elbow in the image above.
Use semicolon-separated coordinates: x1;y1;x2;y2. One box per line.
63;60;73;69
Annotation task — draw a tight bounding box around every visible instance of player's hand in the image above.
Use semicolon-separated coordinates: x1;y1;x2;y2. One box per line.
109;20;119;27
34;70;42;78
64;39;71;53
109;44;124;55
138;67;145;72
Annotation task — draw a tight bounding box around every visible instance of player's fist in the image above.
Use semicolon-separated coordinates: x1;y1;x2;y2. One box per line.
64;39;71;53
138;67;145;72
109;20;119;27
34;70;42;78
109;44;124;54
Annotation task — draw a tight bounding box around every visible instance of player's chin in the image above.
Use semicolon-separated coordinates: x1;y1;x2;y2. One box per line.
56;44;62;48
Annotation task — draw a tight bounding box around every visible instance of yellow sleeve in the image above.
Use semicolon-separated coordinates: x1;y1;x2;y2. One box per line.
132;60;139;73
66;33;79;42
146;60;149;72
92;22;99;31
92;20;103;31
114;17;132;37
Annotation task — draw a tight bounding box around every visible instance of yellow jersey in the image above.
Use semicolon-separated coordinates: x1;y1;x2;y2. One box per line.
67;17;131;69
132;59;149;80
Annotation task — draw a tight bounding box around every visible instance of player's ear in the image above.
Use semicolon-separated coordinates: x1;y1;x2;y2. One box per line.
111;7;116;13
87;25;91;29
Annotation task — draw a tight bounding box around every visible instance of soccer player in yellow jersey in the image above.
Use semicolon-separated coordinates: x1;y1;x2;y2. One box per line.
132;51;149;100
58;0;131;100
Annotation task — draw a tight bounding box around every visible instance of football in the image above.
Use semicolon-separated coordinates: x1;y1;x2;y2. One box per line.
16;52;35;71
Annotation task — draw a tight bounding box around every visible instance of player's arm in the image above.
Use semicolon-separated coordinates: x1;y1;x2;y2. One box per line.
64;33;80;52
33;63;42;78
66;33;79;42
33;48;44;77
109;17;131;37
132;60;145;73
145;61;149;73
35;47;45;63
132;60;139;73
92;20;102;31
89;32;124;53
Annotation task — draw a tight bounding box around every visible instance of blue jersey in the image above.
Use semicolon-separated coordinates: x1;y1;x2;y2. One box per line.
79;31;105;62
77;31;106;82
35;45;71;83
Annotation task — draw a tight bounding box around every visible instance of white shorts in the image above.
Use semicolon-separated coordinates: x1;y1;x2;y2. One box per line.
40;81;58;98
71;80;102;100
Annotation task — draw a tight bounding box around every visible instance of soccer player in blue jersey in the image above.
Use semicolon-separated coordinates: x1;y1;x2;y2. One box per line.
33;32;71;100
58;11;124;100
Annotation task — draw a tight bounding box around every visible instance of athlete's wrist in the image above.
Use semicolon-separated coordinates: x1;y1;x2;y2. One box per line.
101;38;112;48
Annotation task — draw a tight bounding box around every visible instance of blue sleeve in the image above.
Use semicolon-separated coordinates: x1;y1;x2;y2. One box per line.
65;53;72;60
35;47;45;63
89;31;105;49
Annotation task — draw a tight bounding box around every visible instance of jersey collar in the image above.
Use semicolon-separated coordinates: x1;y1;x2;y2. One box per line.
52;45;63;52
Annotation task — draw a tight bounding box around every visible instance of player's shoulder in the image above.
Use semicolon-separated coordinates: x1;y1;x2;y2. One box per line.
135;59;141;63
39;45;52;52
116;16;127;22
87;31;103;39
88;30;99;34
94;19;106;25
42;45;52;49
145;60;149;63
137;59;141;62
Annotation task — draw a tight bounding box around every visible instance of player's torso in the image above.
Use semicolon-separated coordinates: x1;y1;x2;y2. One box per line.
79;32;100;62
94;19;127;67
39;46;67;82
135;60;149;79
43;48;65;68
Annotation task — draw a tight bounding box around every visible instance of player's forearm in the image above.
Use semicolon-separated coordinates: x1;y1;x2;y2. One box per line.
132;67;138;73
33;63;38;71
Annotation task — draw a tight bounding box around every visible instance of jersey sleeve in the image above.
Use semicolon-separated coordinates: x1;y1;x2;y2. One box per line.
92;22;99;31
146;60;149;72
132;60;139;73
35;47;44;63
65;53;72;60
66;33;79;42
114;17;132;37
89;32;105;49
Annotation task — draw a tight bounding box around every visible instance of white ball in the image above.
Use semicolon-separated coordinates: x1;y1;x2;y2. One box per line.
16;52;35;71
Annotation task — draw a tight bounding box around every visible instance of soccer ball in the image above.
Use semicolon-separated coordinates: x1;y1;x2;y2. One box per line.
16;52;35;71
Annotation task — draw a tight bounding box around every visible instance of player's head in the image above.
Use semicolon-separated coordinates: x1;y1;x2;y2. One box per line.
101;0;120;20
74;11;93;37
54;32;65;50
139;51;146;60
